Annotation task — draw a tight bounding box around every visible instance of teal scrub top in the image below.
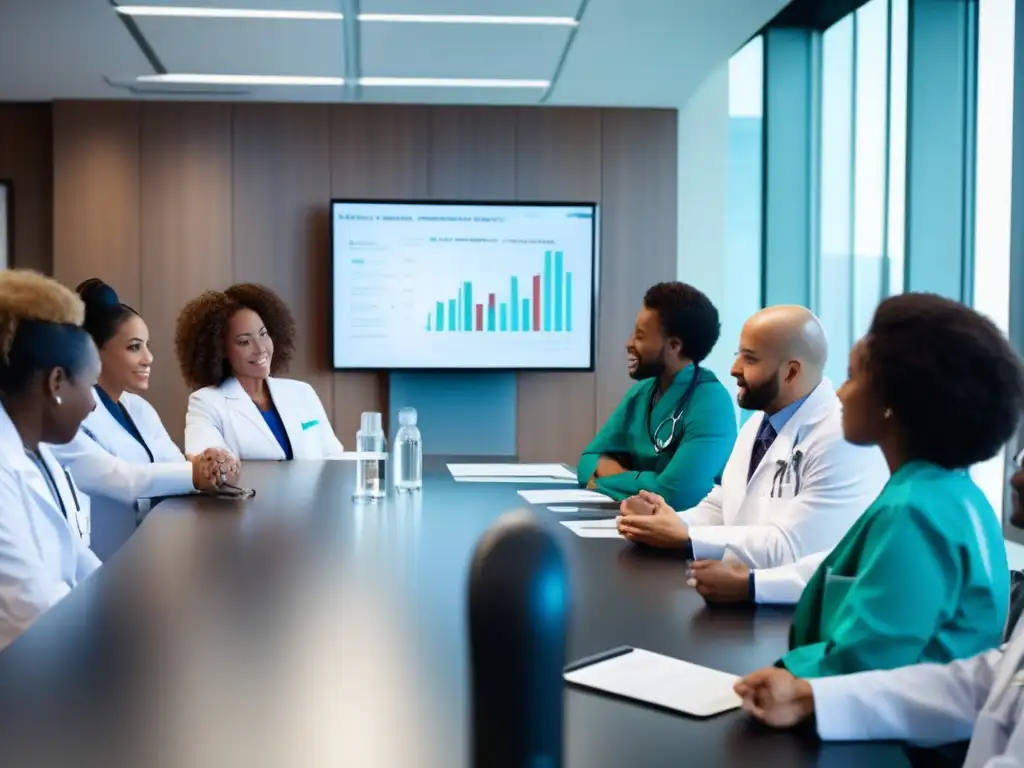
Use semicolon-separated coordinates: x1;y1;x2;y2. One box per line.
576;366;737;509
783;460;1010;678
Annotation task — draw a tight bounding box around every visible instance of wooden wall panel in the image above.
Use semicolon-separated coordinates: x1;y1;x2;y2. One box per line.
231;104;337;438
139;103;234;445
596;109;679;423
329;106;430;443
0;104;53;274
53;101;140;305
428;107;516;201
514;108;601;462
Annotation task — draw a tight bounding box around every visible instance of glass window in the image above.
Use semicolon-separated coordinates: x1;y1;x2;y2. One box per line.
886;0;908;296
727;37;765;426
852;0;889;339
971;0;1015;525
817;16;855;387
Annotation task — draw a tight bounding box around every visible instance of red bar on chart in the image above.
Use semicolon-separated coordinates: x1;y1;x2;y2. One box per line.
475;303;484;331
532;275;541;331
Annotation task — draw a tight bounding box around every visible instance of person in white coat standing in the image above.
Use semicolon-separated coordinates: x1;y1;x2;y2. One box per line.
734;462;1024;768
0;270;102;651
50;279;239;561
175;283;345;461
617;306;889;603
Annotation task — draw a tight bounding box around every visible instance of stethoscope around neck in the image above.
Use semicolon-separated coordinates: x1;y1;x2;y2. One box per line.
648;367;702;455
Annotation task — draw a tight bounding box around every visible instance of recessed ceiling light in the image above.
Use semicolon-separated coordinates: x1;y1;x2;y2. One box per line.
116;5;343;20
136;74;345;86
359;77;550;88
358;14;578;26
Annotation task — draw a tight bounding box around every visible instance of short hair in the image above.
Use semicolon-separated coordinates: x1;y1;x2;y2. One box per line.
0;270;93;395
866;293;1024;469
174;283;296;389
77;278;140;348
643;282;721;365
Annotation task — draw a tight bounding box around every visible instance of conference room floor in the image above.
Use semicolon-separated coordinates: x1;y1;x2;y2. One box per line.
0;458;926;767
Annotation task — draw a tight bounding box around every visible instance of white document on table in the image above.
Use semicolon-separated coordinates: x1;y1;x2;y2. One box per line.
453;476;575;484
560;521;622;539
518;489;613;505
564;647;742;717
448;463;576;481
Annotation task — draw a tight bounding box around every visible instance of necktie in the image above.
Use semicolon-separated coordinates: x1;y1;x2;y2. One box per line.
748;419;777;481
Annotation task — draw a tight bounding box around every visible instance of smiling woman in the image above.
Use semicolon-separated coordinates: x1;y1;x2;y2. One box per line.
175;283;345;462
48;278;239;561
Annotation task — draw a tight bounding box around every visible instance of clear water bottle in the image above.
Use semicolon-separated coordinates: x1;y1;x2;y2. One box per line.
354;411;387;501
393;407;423;493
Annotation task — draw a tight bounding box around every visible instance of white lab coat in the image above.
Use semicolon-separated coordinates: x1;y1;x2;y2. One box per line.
752;550;829;605
809;618;1024;767
49;390;196;562
185;377;345;460
680;379;889;601
0;402;99;652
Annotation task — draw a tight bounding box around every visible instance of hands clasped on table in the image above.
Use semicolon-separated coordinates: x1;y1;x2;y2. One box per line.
188;448;240;492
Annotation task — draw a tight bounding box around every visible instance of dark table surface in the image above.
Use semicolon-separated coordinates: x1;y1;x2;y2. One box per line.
0;459;917;767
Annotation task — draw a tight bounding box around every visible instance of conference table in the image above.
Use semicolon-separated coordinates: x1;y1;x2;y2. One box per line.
0;458;923;767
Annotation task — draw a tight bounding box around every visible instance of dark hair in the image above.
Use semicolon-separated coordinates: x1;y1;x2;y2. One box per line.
175;283;296;390
643;282;721;365
76;278;140;348
866;293;1024;469
0;270;92;396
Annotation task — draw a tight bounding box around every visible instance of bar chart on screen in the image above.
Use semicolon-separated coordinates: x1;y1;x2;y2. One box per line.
425;250;573;334
331;202;596;370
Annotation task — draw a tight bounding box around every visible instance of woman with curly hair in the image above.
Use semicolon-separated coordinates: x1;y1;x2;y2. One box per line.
0;270;102;650
175;283;345;460
756;292;1022;681
48;279;239;561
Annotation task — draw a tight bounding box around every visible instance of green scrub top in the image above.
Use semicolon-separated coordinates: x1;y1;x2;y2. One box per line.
782;460;1010;678
576;366;737;510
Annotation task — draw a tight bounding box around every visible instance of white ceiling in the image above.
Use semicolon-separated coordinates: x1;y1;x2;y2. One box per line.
0;0;788;107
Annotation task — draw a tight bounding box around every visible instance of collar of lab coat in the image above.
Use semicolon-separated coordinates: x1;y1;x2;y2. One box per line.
747;378;836;487
218;376;294;455
0;400;40;475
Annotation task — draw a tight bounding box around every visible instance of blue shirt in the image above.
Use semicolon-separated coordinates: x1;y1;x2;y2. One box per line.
260;406;294;461
764;392;810;436
95;386;153;462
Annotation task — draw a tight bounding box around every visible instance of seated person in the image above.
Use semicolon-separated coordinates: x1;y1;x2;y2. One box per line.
617;305;889;571
175;284;345;460
577;282;736;509
756;293;1018;679
735;457;1024;766
0;270;102;650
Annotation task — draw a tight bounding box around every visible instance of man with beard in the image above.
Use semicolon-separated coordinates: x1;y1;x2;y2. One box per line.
617;305;889;599
576;282;737;509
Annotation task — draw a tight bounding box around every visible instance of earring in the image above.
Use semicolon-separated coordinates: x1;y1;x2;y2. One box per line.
883;408;892;420
54;396;62;406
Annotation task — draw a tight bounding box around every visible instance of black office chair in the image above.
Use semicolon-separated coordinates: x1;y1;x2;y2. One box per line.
1007;569;1024;642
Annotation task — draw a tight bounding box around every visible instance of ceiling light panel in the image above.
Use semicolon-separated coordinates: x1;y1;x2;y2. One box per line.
116;5;342;19
133;17;344;78
360;23;571;81
359;0;582;16
116;0;343;12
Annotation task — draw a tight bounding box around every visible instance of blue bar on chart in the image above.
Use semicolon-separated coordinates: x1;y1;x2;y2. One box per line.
554;251;564;331
463;281;473;332
566;273;573;332
487;294;496;332
499;303;508;332
522;298;530;331
435;302;444;332
510;276;519;332
543;251;552;332
448;299;456;331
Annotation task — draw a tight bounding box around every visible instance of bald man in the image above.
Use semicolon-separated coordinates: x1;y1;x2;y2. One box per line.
617;306;890;604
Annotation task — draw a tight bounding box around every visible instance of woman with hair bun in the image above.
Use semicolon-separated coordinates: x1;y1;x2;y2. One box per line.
0;269;101;650
49;279;240;561
176;283;345;460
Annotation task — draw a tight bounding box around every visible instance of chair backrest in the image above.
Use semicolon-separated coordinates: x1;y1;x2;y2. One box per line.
1007;569;1024;642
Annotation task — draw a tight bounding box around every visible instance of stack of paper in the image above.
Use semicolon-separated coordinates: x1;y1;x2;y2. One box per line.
560;520;621;539
447;463;577;484
517;489;613;505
